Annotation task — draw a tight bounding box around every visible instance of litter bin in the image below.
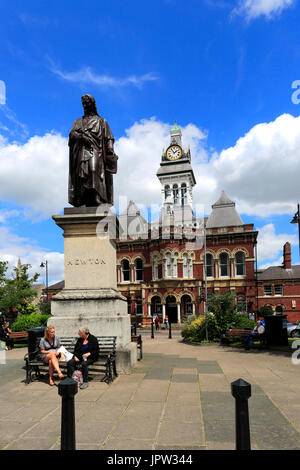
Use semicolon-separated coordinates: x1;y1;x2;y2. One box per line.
28;326;46;356
264;315;288;347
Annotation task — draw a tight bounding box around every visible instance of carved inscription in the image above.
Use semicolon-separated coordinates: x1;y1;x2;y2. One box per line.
66;258;106;266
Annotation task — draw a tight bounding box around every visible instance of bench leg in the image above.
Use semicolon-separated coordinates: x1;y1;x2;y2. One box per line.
112;359;118;378
25;359;32;385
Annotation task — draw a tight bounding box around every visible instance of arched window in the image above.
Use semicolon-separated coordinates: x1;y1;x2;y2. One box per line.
165;185;171;201
135;297;143;315
183;253;189;278
181;183;187;205
236;295;246;313
135;258;143;282
173;253;178;278
205;253;214;277
219;253;229;277
166;253;172;277
121;259;130;282
235;251;245;276
189;258;193;278
182;294;193;318
153;256;159;280
173;184;179;204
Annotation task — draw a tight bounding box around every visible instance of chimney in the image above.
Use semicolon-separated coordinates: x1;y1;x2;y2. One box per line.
283;242;292;269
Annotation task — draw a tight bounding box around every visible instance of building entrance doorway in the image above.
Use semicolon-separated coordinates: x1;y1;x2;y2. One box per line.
166;295;177;323
151;296;162;320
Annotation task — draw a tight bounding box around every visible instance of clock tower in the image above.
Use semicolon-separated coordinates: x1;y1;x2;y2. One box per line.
157;121;196;213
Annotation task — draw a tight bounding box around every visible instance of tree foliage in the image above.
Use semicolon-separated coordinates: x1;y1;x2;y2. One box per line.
181;292;256;343
0;261;40;314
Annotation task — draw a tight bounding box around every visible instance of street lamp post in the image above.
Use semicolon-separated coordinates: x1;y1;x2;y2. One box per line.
203;219;208;341
40;261;49;301
290;203;300;258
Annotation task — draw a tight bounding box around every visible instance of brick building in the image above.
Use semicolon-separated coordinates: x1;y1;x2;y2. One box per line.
116;123;258;324
257;242;300;322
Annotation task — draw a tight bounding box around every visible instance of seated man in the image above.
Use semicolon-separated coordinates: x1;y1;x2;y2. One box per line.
67;327;99;389
245;320;265;350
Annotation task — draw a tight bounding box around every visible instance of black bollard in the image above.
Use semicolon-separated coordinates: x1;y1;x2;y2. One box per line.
169;321;172;339
58;378;78;450
134;322;137;336
231;378;251;450
151;316;154;339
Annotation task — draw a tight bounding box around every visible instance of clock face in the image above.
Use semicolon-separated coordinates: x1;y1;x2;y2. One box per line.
166;145;182;161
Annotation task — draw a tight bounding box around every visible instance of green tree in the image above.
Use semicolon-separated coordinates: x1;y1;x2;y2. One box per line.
0;261;40;313
207;292;238;335
258;305;273;317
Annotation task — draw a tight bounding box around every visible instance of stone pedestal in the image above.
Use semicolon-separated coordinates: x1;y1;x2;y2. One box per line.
50;208;137;373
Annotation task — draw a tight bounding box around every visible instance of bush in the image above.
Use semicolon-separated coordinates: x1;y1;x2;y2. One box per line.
207;292;238;334
11;313;51;332
181;314;219;343
38;301;51;316
233;315;256;329
17;302;39;315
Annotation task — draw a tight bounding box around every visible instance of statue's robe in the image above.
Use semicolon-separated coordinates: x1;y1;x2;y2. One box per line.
68;114;118;206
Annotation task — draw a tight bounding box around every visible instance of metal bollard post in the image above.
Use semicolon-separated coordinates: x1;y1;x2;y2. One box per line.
151;316;154;339
169;321;172;339
58;378;78;450
231;378;251;450
134;322;137;336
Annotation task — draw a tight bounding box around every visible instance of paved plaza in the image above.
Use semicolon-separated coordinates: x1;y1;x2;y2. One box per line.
1;332;300;450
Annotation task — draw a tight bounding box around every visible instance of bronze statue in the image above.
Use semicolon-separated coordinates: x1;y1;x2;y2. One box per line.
68;95;118;207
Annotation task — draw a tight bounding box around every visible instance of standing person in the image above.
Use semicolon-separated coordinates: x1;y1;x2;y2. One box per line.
67;327;99;390
165;316;169;329
39;326;64;386
0;320;14;350
155;315;160;330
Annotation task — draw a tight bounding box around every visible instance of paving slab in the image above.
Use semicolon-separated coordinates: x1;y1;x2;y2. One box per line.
1;338;300;450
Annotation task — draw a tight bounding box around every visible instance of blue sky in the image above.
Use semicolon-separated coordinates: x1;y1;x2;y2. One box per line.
0;0;300;284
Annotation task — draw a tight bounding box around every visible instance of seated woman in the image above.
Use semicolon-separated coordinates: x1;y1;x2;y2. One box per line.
67;327;99;390
39;325;64;386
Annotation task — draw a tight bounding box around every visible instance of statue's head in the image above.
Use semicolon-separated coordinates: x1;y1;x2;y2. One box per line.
81;94;98;116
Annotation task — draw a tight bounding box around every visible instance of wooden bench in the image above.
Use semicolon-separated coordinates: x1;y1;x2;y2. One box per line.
24;335;117;385
222;328;267;348
9;331;28;342
131;334;143;360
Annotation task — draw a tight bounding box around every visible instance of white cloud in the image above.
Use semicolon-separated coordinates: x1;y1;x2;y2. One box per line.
0;111;300;268
256;223;298;264
0;225;64;283
234;0;295;20
114;118;208;211
0;132;68;218
0;112;299;220
211;113;300;217
50;63;159;89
